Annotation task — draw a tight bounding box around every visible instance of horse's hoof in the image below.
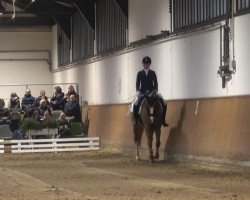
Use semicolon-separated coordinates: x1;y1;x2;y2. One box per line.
149;156;154;163
136;156;141;161
154;153;159;159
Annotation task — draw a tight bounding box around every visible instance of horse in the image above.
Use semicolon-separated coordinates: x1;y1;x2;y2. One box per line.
132;90;163;162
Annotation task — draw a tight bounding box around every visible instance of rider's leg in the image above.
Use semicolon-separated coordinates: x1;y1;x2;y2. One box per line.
159;97;168;127
133;96;143;126
133;105;139;126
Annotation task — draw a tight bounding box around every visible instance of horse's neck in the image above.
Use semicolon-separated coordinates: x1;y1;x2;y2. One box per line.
143;99;161;115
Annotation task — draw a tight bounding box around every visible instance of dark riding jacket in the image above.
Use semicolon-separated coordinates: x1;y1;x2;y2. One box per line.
136;69;158;94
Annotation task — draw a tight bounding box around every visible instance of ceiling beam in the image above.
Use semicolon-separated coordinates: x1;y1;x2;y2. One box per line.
0;16;54;27
74;0;95;30
114;0;128;17
53;15;71;40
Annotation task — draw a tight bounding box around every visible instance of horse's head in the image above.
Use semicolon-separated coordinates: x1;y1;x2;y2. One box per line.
145;90;158;107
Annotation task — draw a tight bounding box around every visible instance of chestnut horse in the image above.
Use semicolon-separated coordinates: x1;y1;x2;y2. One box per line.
132;90;163;162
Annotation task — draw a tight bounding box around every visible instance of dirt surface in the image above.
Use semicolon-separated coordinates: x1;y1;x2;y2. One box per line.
0;150;249;200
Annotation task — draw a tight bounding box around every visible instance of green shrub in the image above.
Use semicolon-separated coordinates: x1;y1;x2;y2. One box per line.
44;119;58;129
21;118;41;134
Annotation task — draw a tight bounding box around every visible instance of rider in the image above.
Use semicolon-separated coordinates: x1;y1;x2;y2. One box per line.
133;56;168;127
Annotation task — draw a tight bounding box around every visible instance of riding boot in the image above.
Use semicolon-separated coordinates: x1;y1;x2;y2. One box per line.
133;105;140;126
159;98;168;127
162;105;168;127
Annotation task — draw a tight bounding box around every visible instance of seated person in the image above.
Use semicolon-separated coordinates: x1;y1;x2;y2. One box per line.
64;85;79;103
9;92;20;111
37;99;52;127
37;99;51;119
0;99;10;125
34;90;49;108
50;86;65;111
64;95;81;122
32;110;40;121
9;108;22;132
9;114;23;140
39;111;53;128
21;89;35;112
23;105;39;120
57;112;70;138
44;111;52;121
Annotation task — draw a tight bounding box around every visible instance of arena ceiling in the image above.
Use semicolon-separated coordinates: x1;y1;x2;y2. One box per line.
0;0;127;35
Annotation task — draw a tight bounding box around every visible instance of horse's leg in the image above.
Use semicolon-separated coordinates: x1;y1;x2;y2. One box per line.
134;126;143;161
145;128;154;162
154;127;161;159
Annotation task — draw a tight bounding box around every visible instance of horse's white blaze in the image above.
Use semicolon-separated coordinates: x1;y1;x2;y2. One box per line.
150;107;154;123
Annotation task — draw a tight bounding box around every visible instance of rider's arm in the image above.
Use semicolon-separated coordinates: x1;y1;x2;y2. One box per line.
153;71;158;91
136;72;140;92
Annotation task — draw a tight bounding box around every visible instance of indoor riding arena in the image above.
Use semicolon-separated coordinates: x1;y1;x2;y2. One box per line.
0;0;249;200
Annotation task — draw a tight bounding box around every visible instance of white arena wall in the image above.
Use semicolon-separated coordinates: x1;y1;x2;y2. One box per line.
0;31;53;100
51;0;250;105
0;0;249;104
128;0;170;43
52;14;250;105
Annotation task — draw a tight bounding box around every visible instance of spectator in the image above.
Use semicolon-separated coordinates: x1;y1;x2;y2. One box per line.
9;92;20;111
57;112;70;138
9;108;22;133
12;128;23;140
37;99;52;128
21;89;35;112
64;95;81;122
23;105;39;120
44;110;52;121
64;85;79;103
37;99;51;119
50;86;65;111
0;99;10;125
34;90;49;108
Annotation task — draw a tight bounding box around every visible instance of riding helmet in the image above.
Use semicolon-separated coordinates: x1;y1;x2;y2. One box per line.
142;56;151;64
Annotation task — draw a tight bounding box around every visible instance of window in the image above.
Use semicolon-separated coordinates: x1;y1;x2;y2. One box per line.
170;0;230;32
72;11;94;61
58;27;71;67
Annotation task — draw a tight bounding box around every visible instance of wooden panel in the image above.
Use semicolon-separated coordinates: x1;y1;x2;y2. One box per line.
86;97;250;161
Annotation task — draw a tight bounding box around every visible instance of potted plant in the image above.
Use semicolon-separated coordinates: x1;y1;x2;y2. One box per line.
21;118;41;139
21;118;59;139
43;118;58;137
43;118;57;129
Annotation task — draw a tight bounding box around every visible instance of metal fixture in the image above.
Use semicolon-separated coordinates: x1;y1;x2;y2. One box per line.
217;19;236;89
